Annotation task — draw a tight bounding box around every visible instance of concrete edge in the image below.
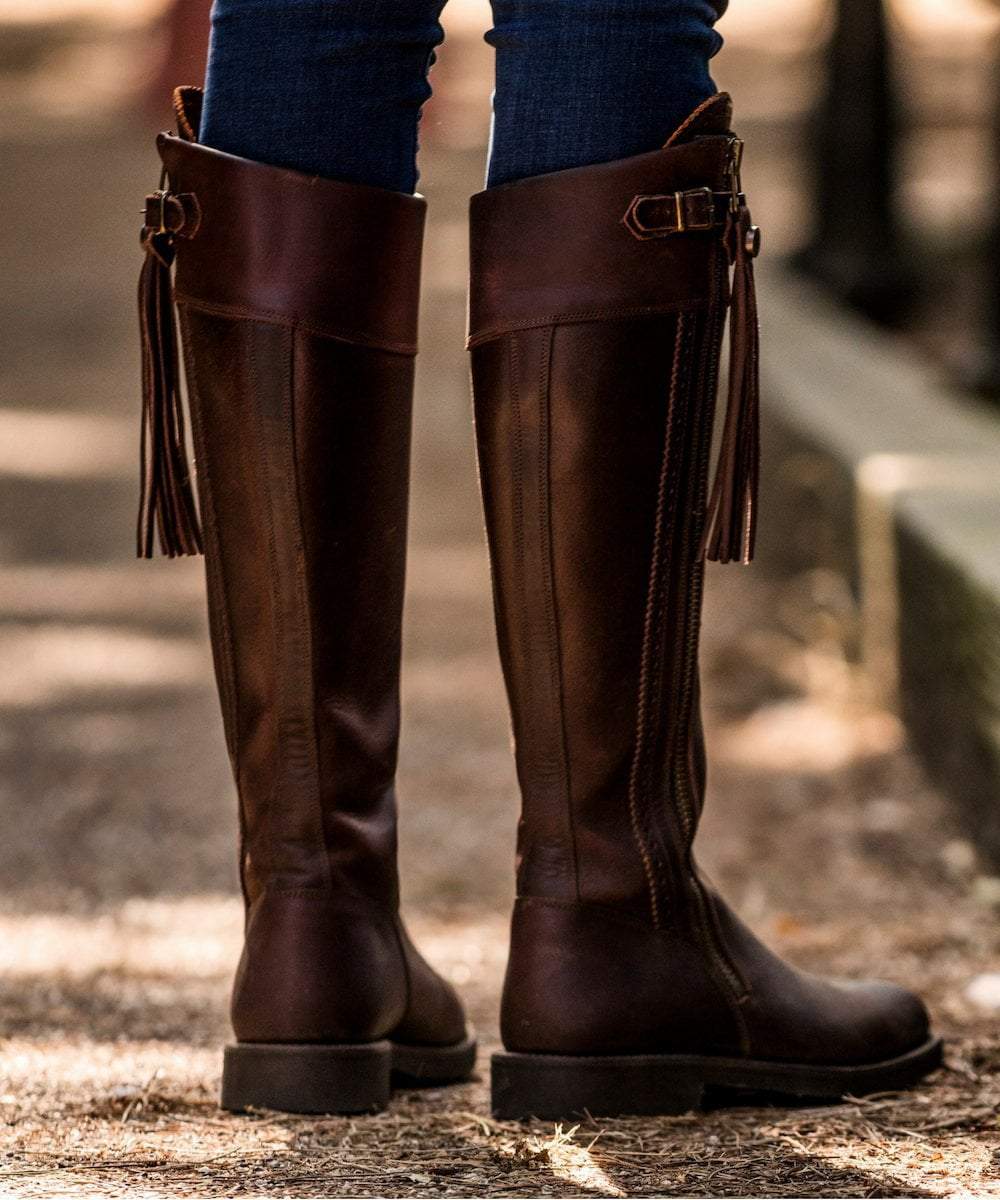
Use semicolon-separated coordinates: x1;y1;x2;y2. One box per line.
757;266;1000;858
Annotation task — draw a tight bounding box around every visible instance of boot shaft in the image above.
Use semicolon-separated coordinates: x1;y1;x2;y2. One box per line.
469;95;756;921
141;89;426;902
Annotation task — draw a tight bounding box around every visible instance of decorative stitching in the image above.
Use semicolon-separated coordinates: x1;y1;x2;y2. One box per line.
626;313;687;929
280;324;331;892
271;886;397;916
508;334;527;723
664;92;732;148
243;324;279;884
537;325;579;899
517;893;670;934
178;309;244;895
642;316;691;900
175;293;418;357
466;299;710;349
669;299;753;1048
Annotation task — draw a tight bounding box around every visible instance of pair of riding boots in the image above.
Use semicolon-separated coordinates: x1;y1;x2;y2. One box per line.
137;86;941;1119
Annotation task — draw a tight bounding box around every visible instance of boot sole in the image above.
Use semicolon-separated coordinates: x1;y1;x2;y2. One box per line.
491;1035;943;1120
221;1035;477;1114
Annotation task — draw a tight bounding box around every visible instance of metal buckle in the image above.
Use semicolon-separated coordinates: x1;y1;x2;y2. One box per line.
623;186;717;240
675;187;715;232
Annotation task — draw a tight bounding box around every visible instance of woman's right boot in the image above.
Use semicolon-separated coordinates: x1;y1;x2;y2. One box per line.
137;87;475;1115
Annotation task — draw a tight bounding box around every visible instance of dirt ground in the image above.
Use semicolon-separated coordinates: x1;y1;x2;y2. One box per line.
4;8;1000;1199
6;536;1000;1198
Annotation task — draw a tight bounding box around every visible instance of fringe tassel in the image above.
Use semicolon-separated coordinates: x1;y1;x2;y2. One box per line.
699;204;760;566
137;225;203;558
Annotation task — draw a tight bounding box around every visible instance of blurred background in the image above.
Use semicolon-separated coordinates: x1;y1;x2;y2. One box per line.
3;1;1000;1195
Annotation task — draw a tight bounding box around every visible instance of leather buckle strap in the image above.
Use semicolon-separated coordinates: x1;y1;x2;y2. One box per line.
622;187;741;241
142;189;202;240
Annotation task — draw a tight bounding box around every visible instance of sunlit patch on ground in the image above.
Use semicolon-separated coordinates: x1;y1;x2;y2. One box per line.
0;625;206;707
0;410;134;481
0;898;241;980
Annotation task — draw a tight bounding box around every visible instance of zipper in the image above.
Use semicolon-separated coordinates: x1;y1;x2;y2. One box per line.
673;134;748;841
628;313;689;928
674;270;725;845
726;136;745;216
670;260;750;1007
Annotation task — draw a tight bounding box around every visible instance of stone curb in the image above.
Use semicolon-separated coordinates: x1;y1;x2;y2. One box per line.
757;267;1000;860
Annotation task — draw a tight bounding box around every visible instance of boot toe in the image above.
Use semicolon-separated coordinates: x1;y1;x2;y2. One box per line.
713;898;934;1067
838;978;932;1062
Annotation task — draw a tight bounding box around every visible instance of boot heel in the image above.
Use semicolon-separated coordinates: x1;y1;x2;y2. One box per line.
221;1041;392;1114
491;1051;704;1120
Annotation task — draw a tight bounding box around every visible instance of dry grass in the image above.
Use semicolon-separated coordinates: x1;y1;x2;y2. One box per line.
3;1046;1000;1197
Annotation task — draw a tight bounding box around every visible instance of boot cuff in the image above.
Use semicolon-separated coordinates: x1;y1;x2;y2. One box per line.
156;107;426;355
468;95;736;348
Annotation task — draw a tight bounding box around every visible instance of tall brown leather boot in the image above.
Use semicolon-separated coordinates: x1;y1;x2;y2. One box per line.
137;87;475;1114
469;94;941;1120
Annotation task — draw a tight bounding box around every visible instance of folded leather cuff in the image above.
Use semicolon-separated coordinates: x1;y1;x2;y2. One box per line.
156;135;426;356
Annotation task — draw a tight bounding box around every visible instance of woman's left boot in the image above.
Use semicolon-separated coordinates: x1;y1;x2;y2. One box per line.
137;87;475;1114
469;93;941;1120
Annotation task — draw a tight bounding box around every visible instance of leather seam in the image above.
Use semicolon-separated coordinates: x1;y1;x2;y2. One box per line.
510;336;526;681
269;885;394;913
665;93;732;148
245;323;329;889
175;294;418;357
466;300;711;349
244;325;279;884
508;335;530;890
538;326;580;899
645;315;688;900
176;312;240;753
687;869;752;1054
515;895;659;934
658;316;695;848
285;324;333;893
177;309;244;896
626;313;687;929
390;916;415;1037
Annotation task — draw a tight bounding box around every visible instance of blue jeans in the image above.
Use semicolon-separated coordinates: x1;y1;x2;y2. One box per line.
200;0;726;193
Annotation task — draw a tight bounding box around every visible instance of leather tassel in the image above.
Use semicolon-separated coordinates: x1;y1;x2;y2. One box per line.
137;224;203;558
699;203;760;566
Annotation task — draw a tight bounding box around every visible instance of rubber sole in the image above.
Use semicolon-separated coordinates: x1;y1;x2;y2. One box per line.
491;1035;943;1120
221;1035;477;1114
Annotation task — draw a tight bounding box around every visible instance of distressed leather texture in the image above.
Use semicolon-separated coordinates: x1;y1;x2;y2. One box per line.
159;92;466;1048
470;93;931;1065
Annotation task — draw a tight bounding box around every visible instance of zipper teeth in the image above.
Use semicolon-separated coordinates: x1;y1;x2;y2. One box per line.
675;265;726;844
672;286;750;1011
627;312;687;929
